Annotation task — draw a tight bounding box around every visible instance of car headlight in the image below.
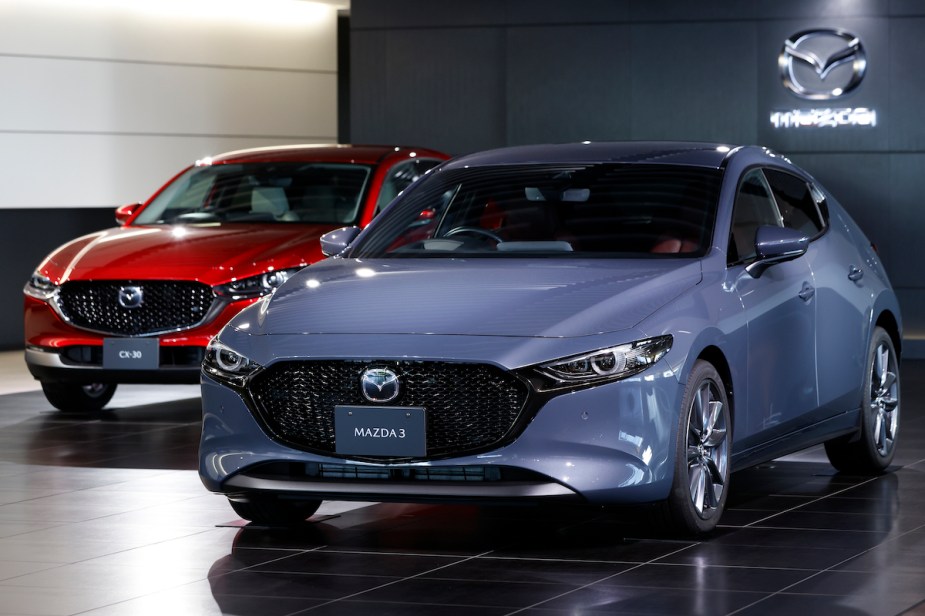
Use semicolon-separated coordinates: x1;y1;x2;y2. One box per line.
202;338;261;387
23;271;58;300
214;267;301;300
534;335;673;390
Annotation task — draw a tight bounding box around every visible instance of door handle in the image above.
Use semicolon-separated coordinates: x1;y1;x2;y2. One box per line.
848;265;864;282
798;281;815;302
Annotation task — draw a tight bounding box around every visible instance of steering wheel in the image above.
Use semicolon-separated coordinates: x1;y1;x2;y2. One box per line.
444;226;503;243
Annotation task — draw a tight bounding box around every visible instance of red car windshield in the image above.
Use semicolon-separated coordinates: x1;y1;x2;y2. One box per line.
353;164;721;258
133;162;372;225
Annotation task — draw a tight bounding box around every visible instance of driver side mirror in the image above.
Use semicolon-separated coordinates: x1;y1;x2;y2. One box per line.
746;225;810;278
115;202;142;226
320;226;362;257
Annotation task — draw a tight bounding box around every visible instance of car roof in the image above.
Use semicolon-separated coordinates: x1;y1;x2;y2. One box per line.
205;144;449;165
443;141;755;170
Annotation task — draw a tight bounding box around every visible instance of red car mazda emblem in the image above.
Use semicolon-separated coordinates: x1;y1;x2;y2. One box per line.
117;286;144;309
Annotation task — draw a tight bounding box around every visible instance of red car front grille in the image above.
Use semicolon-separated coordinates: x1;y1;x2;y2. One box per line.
56;280;215;336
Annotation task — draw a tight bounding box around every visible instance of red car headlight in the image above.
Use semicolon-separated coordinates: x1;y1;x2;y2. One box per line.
23;271;58;301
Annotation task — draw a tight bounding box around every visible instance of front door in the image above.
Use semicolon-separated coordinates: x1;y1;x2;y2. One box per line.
727;169;819;450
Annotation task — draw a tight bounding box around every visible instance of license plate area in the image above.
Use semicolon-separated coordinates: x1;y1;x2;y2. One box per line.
102;338;159;370
335;405;426;457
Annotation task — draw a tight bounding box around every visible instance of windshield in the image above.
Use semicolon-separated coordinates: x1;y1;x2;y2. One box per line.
133;162;372;225
352;163;721;258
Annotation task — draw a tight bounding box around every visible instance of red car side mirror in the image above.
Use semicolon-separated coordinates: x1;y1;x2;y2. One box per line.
115;202;142;225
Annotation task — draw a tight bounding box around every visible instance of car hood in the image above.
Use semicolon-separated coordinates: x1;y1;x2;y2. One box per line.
251;258;702;338
39;224;333;285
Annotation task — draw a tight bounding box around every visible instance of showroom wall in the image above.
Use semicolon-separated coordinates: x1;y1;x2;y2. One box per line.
349;0;925;358
0;0;340;349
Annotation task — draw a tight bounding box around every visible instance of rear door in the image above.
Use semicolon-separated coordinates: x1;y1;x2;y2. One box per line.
766;170;869;416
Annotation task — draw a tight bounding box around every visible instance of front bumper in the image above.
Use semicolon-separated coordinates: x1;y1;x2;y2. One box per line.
23;294;257;384
223;468;580;504
25;346;202;384
199;361;683;506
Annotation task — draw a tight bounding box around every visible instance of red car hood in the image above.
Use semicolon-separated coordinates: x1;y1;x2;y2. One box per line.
40;224;332;285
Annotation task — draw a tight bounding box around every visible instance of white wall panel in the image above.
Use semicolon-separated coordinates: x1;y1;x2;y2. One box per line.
0;57;337;137
0;0;337;72
0;0;339;208
0;133;318;208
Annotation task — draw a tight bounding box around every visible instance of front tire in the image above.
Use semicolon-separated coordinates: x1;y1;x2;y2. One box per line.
825;326;900;473
41;382;117;413
228;494;322;526
661;360;731;535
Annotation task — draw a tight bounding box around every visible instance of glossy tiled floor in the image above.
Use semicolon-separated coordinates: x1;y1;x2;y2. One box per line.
0;351;923;615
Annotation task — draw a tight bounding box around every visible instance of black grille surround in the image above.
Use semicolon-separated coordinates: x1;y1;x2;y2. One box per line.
56;280;216;336
247;360;535;462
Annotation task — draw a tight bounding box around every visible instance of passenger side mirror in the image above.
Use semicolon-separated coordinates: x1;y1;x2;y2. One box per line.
745;225;809;278
320;226;362;257
115;202;142;225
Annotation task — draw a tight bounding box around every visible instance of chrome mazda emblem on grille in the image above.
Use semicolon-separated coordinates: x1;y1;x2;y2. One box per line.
360;367;400;403
779;29;867;100
117;285;144;309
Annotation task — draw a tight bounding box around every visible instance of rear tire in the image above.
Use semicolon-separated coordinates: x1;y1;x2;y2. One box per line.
661;360;731;535
825;326;900;473
228;495;322;526
41;382;117;413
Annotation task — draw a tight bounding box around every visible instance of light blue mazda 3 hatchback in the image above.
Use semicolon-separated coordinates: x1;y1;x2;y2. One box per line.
199;142;902;534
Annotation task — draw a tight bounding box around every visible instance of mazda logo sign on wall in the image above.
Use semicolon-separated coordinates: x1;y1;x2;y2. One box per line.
117;285;144;309
360;367;400;403
779;29;867;100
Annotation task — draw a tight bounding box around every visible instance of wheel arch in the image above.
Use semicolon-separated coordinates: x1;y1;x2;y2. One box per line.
874;309;902;359
695;345;736;435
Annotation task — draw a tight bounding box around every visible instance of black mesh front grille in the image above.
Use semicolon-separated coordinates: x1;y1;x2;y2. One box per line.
57;280;215;336
248;360;530;459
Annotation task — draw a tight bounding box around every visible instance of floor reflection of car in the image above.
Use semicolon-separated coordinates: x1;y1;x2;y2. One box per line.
23;144;449;412
198;141;902;535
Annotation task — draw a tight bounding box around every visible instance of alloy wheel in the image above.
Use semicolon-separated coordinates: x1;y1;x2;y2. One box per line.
870;341;899;457
687;380;728;519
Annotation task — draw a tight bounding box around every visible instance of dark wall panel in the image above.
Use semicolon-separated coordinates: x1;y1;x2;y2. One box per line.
504;0;630;24
629;22;758;143
349;29;389;144
352;27;506;154
757;0;890;18
350;0;504;28
351;0;631;28
889;154;925;290
1;208;114;350
891;0;925;15
505;25;632;145
889;17;925;149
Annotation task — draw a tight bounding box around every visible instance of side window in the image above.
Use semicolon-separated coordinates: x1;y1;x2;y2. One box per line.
375;159;442;214
729;169;781;264
765;169;825;237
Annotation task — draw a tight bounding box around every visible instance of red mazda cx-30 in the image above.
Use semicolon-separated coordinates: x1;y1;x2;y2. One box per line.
23;144;449;412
